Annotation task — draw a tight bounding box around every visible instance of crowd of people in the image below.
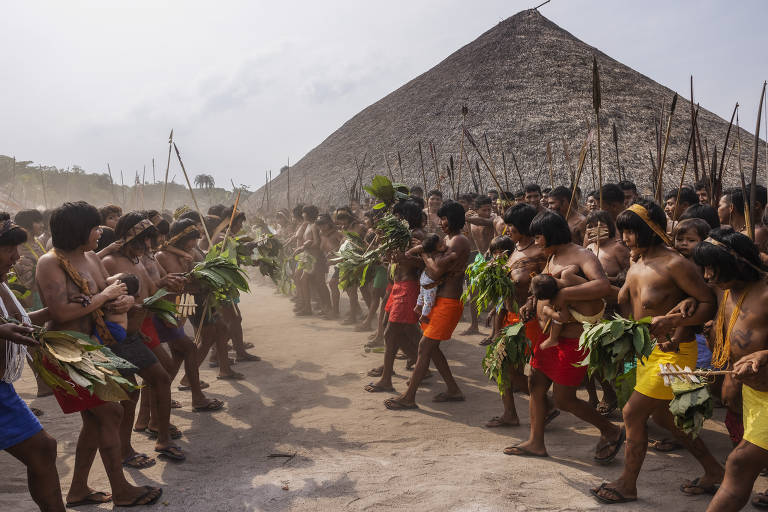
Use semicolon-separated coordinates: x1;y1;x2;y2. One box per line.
2;174;768;510
1;201;259;509
265;178;768;511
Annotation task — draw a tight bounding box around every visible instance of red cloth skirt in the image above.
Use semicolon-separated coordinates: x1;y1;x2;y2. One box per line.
530;330;588;387
43;357;106;414
140;316;162;349
384;280;420;324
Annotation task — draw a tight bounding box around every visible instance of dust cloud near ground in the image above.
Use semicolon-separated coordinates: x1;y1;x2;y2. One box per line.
1;279;755;511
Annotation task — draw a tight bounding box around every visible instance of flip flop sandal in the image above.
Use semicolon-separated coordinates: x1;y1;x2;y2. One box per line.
594;427;626;465
217;372;246;380
170;399;183;409
177;380;210;391
236;354;262;362
155;445;186;462
147;426;183;440
364;382;395;393
752;492;768;509
485;416;519;428
115;486;163;507
384;398;419;410
122;453;156;469
543;408;561;427
193;398;225;412
679;477;720;496
432;392;465;402
596;401;617;416
503;445;548;457
590;483;637;504
66;491;112;506
30;407;44;417
650;438;684;452
243;342;255;349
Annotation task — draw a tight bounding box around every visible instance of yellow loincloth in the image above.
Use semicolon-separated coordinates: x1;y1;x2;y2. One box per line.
743;385;768;451
634;341;698;401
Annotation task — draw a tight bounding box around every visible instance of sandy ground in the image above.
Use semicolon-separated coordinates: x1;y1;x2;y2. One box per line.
2;278;761;511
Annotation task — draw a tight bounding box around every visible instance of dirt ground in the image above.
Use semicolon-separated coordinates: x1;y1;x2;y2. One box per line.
2;278;761;511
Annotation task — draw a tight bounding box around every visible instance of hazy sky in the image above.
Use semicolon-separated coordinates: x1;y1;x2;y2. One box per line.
1;0;766;190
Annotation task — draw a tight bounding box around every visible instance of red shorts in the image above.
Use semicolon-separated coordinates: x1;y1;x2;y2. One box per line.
421;297;463;341
385;280;420;324
530;331;588;386
140;316;162;349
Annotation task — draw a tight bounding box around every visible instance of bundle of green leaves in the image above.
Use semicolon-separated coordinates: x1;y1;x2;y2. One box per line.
669;381;713;439
6;271;30;302
330;214;411;291
188;255;250;305
363;175;410;210
143;289;179;326
482;321;531;395
577;314;655;382
461;253;515;314
15;319;141;402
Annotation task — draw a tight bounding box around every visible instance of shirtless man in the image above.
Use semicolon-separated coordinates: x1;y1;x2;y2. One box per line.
384;201;470;409
463;195;495;336
507;211;623;463
719;187;768;255
485;204;548;428
335;208;367;323
600;183;627;223
102;213;183;463
524;184;543;212
317;214;345;320
365;200;425;392
618;180;638;208
293;205;331;316
592;199;723;504
663;187;698;233
547;186;587;244
692;229;768;511
423;190;443;234
36;201;162;507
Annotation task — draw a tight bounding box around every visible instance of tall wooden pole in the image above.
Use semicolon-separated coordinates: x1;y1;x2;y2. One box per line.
173;142;212;245
417;141;428;192
161;129;173;212
456;105;467;194
749;81;767;240
656;93;678;204
592;56;603;208
286;157;290;209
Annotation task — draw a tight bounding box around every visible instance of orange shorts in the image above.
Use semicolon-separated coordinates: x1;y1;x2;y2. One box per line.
421;297;463;341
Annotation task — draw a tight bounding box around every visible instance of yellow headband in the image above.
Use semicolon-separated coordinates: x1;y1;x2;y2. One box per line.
163;225;198;248
121;219;155;244
625;204;671;246
703;237;765;274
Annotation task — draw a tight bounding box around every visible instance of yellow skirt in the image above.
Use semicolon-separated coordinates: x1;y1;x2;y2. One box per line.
743;385;768;451
634;341;698;401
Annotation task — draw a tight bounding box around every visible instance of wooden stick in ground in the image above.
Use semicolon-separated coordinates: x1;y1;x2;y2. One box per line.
674;107;699;226
383;153;395;182
546;141;555;189
562;137;574;185
592;56;603;208
565;129;595;219
222;189;242;245
716;103;739;201
161;129;173;212
612;123;621;182
173;142;212;245
655;93;678;203
510;151;524;190
429;142;441;192
107;163;116;204
749;81;767;240
737;110;753;239
463;127;506;195
417;141;428;192
456;105;468;195
484;133;506;199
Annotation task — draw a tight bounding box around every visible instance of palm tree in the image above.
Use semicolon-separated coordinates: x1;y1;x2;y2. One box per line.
194;174;215;189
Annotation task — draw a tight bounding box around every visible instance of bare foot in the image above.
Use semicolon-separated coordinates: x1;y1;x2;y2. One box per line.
503;440;547;457
538;336;559;350
113;486;163;507
590;480;636;503
485;415;520;428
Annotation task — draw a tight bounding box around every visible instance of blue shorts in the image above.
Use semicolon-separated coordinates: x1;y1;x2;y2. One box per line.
696;333;713;369
0;382;42;451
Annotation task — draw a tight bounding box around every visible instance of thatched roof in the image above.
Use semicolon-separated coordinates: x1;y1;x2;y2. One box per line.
253;9;766;209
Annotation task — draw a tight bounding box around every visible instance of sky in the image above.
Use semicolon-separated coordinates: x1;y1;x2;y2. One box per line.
1;0;766;190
